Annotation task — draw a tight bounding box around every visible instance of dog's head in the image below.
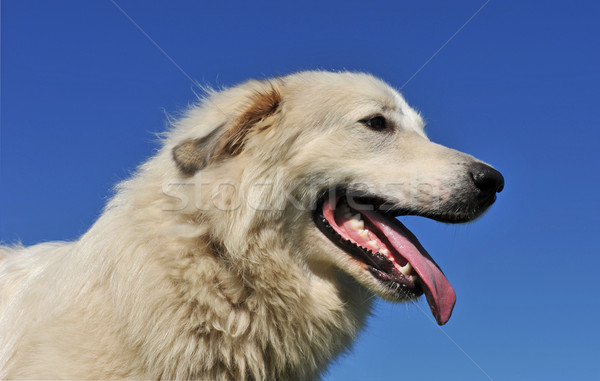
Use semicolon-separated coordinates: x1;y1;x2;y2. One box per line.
168;71;503;325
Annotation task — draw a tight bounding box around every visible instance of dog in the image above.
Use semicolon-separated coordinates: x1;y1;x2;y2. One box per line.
0;71;503;379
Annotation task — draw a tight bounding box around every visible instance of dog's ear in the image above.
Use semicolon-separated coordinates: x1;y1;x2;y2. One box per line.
172;85;281;176
216;86;281;157
172;125;223;176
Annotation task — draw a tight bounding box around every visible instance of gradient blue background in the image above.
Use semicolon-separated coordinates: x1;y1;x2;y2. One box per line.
2;1;599;380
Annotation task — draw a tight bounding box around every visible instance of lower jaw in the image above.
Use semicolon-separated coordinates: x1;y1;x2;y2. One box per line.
313;197;425;291
368;266;423;300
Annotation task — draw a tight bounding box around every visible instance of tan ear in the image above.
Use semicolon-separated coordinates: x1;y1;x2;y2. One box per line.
172;125;223;175
216;85;281;157
172;85;281;175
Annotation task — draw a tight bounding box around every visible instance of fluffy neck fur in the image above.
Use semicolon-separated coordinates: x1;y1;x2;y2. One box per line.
73;150;372;380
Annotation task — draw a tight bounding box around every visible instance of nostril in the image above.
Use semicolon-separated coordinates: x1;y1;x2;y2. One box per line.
470;163;504;196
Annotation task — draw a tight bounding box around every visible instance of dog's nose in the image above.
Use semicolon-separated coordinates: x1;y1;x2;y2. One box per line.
469;162;504;197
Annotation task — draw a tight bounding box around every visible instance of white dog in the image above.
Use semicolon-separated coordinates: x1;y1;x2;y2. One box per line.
0;71;503;380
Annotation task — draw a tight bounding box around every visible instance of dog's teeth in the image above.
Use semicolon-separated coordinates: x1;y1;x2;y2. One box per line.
367;240;379;250
379;248;390;256
358;229;369;240
400;262;413;276
350;219;364;230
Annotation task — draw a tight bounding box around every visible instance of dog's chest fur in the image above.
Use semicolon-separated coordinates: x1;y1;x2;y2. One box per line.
145;233;372;380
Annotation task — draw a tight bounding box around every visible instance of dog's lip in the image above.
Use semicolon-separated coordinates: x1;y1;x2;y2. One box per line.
358;197;475;224
313;192;456;326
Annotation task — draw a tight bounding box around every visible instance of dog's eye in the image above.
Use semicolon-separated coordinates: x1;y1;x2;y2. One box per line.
361;116;388;131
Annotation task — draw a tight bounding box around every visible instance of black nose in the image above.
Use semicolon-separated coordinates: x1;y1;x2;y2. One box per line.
469;162;504;197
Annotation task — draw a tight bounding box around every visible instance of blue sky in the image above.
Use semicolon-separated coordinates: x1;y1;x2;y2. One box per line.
1;1;599;380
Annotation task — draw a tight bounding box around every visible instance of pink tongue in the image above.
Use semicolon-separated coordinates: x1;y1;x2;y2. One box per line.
361;209;456;325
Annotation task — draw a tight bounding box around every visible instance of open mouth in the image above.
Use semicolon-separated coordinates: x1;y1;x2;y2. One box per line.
313;193;457;325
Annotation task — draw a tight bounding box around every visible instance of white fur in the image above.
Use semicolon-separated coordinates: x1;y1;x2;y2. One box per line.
0;71;489;379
